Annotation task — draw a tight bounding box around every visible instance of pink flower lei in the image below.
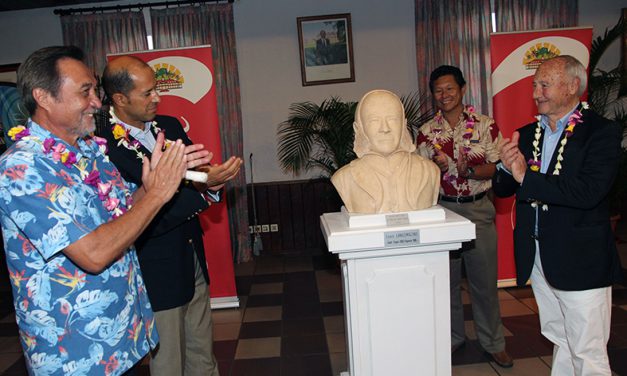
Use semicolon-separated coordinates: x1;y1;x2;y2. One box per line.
7;126;131;218
433;105;477;153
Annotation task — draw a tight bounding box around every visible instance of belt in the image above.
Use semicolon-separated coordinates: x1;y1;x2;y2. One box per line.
439;191;487;204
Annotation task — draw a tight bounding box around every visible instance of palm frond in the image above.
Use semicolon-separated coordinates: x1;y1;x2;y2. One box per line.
589;15;625;74
277;97;356;176
588;13;627;213
588;68;622;115
277;92;431;177
401;91;435;139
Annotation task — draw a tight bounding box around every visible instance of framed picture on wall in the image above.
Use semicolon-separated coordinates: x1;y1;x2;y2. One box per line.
297;13;355;86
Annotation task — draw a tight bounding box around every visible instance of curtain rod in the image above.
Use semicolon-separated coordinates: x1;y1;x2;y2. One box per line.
54;0;234;16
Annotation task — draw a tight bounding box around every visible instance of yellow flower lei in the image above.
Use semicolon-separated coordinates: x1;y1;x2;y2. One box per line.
109;108;172;159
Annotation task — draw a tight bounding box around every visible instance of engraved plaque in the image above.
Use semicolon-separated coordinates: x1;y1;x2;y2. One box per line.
384;230;420;247
385;213;410;227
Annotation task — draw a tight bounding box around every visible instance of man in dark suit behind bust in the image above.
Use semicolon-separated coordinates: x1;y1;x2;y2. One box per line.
494;55;622;375
97;56;242;376
315;29;332;65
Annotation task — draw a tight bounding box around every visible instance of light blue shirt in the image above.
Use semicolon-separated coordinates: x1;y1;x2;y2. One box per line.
121;120;157;152
538;104;578;174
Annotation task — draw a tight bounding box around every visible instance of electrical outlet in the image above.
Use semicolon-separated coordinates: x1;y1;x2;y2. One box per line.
249;226;253;234
254;225;261;233
261;224;270;233
270;224;279;232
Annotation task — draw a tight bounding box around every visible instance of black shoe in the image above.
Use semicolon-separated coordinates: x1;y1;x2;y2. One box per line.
451;341;465;353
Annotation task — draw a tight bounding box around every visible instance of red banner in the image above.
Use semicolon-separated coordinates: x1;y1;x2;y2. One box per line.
108;46;237;306
490;28;592;285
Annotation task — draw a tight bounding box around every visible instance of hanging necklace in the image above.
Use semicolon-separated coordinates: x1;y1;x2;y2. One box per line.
527;102;588;211
433;105;477;153
8;125;132;218
109;108;172;160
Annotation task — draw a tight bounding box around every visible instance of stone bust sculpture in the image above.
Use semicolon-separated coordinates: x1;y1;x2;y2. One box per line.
331;90;440;214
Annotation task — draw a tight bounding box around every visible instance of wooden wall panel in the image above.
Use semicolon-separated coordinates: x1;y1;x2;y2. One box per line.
290;183;306;250
267;184;281;252
302;181;317;249
278;183;294;250
247;179;342;254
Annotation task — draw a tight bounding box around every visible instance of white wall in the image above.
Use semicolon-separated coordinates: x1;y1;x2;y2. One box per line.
1;8;62;65
0;0;623;183
234;0;418;183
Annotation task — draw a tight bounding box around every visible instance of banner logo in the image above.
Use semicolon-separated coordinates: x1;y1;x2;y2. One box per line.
523;43;561;70
153;63;184;91
147;56;212;104
491;37;589;96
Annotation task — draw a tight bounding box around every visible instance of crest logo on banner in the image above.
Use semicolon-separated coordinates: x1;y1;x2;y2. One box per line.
523;43;561;69
147;56;213;105
154;63;184;91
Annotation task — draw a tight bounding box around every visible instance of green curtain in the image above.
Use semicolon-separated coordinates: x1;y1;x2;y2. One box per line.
151;4;251;262
60;11;148;75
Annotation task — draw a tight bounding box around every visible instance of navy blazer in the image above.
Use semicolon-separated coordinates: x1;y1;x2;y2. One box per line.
97;114;210;311
493;108;622;291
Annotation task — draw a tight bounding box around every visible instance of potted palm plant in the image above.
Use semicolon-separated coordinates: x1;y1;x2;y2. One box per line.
587;14;627;229
277;91;433;176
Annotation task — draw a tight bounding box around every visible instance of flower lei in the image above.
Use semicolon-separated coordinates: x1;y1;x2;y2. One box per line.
527;102;589;211
433;105;477;154
433;105;478;191
109;108;171;160
8;126;130;218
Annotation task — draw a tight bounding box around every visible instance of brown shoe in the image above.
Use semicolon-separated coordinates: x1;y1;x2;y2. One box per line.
490;350;513;368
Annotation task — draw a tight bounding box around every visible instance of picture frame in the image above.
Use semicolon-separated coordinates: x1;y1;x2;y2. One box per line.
297;13;355;86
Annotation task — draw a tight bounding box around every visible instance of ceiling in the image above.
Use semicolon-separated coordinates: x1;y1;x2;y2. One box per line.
0;1;122;12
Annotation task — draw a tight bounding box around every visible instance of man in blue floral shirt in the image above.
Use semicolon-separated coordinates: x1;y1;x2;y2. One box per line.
0;46;196;375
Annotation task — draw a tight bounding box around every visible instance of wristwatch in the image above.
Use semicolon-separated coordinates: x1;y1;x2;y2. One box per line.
466;166;475;178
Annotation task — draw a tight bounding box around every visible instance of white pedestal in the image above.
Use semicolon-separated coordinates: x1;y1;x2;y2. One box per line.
320;206;475;376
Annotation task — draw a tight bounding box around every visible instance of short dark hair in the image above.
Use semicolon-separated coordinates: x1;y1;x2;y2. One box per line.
101;65;134;102
17;46;85;116
101;57;150;102
428;65;466;93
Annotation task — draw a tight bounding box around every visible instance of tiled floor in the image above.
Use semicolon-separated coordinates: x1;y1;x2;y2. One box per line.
1;221;627;375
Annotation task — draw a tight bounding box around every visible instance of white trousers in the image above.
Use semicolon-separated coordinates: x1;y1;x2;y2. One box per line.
531;250;612;376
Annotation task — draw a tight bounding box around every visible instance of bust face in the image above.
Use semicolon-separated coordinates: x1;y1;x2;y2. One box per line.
358;92;404;156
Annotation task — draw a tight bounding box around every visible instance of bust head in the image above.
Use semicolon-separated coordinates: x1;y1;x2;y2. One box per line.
353;90;415;157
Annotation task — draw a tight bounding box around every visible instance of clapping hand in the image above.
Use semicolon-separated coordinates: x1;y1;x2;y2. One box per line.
195;156;243;191
142;132;187;204
498;131;527;183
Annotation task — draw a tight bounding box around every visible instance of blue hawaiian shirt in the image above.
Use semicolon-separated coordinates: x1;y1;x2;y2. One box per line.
0;121;158;376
